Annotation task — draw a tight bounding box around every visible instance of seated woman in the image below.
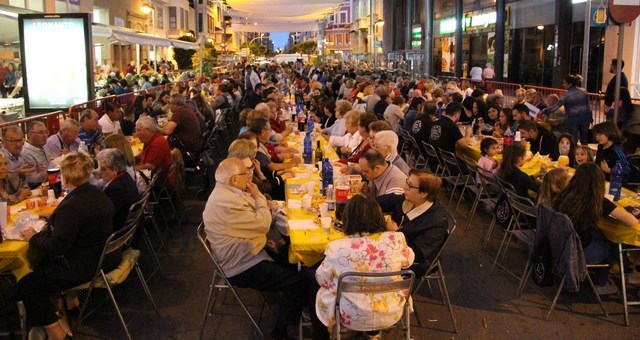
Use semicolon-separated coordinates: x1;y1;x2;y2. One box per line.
104;134;137;183
322;100;352;137
97;148;141;231
552;162;638;294
593;121;631;180
18;152;117;340
498;143;542;198
493;108;515;138
315;194;414;337
326;110;363;157
0;153;30;205
376;169;449;278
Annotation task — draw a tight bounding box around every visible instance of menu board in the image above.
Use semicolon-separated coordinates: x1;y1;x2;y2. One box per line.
19;13;93;111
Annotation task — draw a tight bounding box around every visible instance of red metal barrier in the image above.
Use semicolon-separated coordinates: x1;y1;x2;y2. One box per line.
67;84;171;120
0;110;66;135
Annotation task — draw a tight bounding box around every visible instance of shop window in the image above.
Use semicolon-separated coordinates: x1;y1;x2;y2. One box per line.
169;7;177;29
337;34;343;45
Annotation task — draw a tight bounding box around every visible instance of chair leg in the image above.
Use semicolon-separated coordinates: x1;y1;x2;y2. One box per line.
454;179;469;214
228;287;264;339
101;272;132;340
405;302;411;340
134;264;159;314
546;275;566;320
438;267;458;333
490;222;513;273
584;271;608;317
482;215;498;250
199;274;217;340
618;243;629;326
17;301;26;340
517;260;533;297
141;227;163;280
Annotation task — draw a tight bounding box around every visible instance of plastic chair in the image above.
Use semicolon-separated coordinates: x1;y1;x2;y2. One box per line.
420;141;444;176
196;222;270;340
63;198;159;340
490;192;536;282
334;271;415;340
518;205;608;319
412;210;458;333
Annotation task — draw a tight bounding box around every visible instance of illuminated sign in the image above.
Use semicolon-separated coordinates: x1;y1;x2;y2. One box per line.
439;8;509;35
19;13;94;111
411;27;422;48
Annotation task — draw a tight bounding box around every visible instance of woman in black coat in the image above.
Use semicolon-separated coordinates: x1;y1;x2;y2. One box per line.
97;148;141;231
19;152;117;340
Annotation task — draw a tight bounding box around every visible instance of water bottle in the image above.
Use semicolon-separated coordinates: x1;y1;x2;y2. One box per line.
609;161;623;202
503;126;514;146
79;141;88;154
307;115;314;133
303;133;312;164
326;184;335;211
322;158;333;195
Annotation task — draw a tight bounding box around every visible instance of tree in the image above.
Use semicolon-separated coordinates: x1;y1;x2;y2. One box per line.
287;40;317;55
241;42;270;57
173;35;197;69
192;46;218;76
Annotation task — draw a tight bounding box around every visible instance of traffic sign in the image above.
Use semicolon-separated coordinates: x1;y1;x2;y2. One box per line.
609;0;640;24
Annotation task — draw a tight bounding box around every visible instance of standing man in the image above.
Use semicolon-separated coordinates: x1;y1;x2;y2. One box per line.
21;121;51;188
44;119;81;157
99;103;123;136
604;59;628;110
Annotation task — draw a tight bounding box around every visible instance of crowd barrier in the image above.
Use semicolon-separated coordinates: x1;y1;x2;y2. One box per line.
0;110;67;135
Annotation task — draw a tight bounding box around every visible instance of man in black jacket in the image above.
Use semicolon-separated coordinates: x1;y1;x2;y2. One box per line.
245;83;264;109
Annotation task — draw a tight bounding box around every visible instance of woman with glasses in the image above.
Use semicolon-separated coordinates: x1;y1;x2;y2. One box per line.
376;169;450;278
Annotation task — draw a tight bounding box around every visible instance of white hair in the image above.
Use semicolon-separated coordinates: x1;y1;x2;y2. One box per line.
136;116;158;133
214;158;245;185
374;131;399;151
254;102;270;113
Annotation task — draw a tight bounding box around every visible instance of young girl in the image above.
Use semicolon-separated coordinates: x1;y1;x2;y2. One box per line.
537;168;569;206
593;121;631;179
477;137;500;184
498;143;543;197
575;145;594;166
551;133;577;167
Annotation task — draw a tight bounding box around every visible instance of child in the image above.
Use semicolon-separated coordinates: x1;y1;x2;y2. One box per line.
537;168;569;206
575;145;593;166
593;121;631;179
477;137;500;184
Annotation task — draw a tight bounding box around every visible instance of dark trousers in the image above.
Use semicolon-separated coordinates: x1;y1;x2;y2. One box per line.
18;259;89;327
567;115;591;145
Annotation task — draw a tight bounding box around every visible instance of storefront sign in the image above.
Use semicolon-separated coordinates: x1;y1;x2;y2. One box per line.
440;17;458;35
411;27;422;48
470;12;497;28
591;7;608;27
439;8;509;35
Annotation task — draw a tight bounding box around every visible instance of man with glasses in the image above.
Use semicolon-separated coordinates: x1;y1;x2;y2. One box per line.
203;157;312;339
1;126;31;178
44;119;81;157
21;121;51;188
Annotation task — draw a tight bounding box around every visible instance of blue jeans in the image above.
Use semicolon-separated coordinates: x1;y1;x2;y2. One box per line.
583;229;612;286
567;114;591;145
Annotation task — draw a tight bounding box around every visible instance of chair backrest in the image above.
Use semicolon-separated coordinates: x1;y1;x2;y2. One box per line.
196;222;230;281
424;210;457;275
420;140;440;160
505;191;536;219
496;175;517;196
439;149;462;176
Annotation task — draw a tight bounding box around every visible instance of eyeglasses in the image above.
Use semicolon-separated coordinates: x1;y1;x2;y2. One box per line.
31;130;49;135
3;138;24;144
247;164;255;173
234;172;252;179
405;178;420;190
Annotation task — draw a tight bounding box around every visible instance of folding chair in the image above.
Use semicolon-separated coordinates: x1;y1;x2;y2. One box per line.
196;222;270;340
482;176;517;250
412;210;458;333
420;141;444;176
63;198;159;340
438;149;465;207
490;192;536;283
617;244;640;326
334;271;415;340
138;172;164;278
518;205;607;319
154;163;183;225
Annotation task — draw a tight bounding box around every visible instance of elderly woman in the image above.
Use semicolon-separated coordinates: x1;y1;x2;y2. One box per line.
326;110;363;157
19;152;117;340
322;99;352;137
372;130;411;176
0;152;31;204
315;194;414;337
97;148;141;231
376;169;450;279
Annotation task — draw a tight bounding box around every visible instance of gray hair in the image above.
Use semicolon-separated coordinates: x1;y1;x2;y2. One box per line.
215;158;245;185
79;109;96;123
254;102;269;113
170;93;186;106
27;121;46;133
228;139;257;159
374;131;399;151
60;119;80;131
2;125;23;137
136;116;158;133
96;148;127;172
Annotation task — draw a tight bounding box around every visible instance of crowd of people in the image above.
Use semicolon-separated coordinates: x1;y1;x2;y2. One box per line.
2;56;639;339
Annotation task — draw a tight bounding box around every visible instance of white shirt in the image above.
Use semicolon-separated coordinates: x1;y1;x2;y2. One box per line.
329;130;362;151
469;66;483;81
98;114;121;135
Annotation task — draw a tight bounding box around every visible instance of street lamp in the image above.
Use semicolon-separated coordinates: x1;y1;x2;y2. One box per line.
140;2;158;72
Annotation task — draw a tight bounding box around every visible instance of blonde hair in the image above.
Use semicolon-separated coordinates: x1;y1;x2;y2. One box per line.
60;152;94;186
335;100;353;116
343;110;362;127
246;109;267;125
228;139;257;159
362;85;374;96
104;134;136;166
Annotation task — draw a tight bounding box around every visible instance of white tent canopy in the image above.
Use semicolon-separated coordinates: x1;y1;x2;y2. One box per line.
226;0;343;32
92;23;199;50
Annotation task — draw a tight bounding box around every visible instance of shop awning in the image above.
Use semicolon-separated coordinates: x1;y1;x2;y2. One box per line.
171;39;199;50
92;23;199;49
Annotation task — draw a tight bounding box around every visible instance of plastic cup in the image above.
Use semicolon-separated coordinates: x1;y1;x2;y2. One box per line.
321;217;332;234
26;199;36;210
305;181;316;194
319;203;329;217
37;198;48;208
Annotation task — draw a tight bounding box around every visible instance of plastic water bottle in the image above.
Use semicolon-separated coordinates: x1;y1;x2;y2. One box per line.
322;158;333;195
307;115;314;132
609;161;623;202
303;133;312;164
326;185;335;211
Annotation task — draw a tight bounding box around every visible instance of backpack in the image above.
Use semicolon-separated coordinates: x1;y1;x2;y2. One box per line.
531;236;554;287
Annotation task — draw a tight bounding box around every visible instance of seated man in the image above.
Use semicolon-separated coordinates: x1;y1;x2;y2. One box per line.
359;149;407;197
21;122;51;188
1;126;28;177
159;93;203;156
134;116;174;190
519;120;557;156
44;119;81;157
78;109;105;151
203;158;310;339
372;130;411;176
99;103;123;136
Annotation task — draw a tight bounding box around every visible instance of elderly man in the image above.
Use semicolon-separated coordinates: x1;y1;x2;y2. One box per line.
99;102;123;136
359;149;407;196
134;116;173;189
159;93;202;155
1;126;29;177
21;122;51;188
78;109;104;150
203;157;311;339
373;131;411;176
44;119;80;157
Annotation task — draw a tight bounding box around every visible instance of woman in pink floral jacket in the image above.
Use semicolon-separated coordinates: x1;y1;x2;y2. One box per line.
315;194;415;336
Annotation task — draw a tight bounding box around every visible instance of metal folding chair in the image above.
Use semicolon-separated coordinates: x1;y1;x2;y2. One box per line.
412;210;458;333
482;176;517;250
438;149;465;207
465;165;501;232
618;244;640;326
334;271;415;340
420;141;444;176
63;198;159;340
196;222;270;340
